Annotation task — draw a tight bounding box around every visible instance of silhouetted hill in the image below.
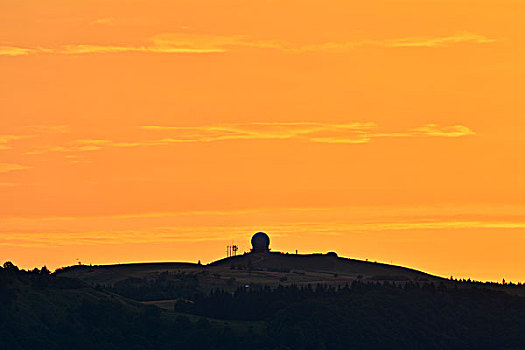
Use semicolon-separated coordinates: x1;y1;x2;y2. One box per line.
0;264;264;349
7;261;525;349
212;252;441;281
6;254;525;350
177;281;525;349
57;252;443;300
57;262;199;284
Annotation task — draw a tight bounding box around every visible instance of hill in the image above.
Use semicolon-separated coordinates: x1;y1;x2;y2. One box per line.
57;252;442;300
6;259;525;349
212;251;440;281
0;263;264;349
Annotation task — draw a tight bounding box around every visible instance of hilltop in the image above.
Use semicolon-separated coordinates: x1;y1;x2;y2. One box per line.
6;232;525;349
5;259;525;350
212;251;440;281
57;231;443;295
55;251;443;304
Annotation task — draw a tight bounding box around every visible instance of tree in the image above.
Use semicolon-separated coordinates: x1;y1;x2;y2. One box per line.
3;261;18;271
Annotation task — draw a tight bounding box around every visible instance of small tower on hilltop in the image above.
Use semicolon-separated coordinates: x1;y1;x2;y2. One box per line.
226;244;239;258
251;232;270;253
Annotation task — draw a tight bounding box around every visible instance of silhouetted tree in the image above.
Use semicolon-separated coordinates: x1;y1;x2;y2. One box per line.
3;261;18;271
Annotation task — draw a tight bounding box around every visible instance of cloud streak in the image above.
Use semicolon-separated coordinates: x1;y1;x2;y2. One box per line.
23;122;475;157
0;46;35;56
0;127;69;153
288;32;496;52
0;163;33;173
139;122;475;144
0;32;495;56
1;220;525;248
2;204;524;249
385;32;496;48
59;44;225;54
0;135;27;150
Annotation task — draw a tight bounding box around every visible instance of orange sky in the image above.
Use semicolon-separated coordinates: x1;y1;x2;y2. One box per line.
1;0;524;282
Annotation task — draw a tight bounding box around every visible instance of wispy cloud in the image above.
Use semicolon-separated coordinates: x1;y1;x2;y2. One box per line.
1;219;525;248
291;32;496;52
26;144;103;155
0;41;224;56
141;122;375;143
386;32;496;48
0;163;32;173
139;122;475;144
59;44;225;55
8;203;523;222
0;32;495;57
0;46;35;56
312;124;475;144
0;127;69;152
2;203;525;249
146;32;496;53
0;135;27;150
23;122;475;156
412;124;476;137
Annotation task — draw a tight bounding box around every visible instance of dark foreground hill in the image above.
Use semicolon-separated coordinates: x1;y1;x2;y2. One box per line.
0;264;261;350
5;255;525;349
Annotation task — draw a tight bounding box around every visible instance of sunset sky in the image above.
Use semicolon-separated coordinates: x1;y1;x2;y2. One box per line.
1;0;524;282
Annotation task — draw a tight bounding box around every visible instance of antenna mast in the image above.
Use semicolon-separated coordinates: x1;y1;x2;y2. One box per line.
226;242;239;257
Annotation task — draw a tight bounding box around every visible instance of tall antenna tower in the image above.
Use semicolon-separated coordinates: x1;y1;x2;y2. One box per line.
226;243;239;257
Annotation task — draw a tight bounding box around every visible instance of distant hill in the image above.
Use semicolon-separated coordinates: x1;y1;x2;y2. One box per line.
5;255;525;349
212;251;441;281
7;259;525;349
57;252;442;295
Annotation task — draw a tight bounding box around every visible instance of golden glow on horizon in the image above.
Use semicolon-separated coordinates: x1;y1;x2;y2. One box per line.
1;0;524;282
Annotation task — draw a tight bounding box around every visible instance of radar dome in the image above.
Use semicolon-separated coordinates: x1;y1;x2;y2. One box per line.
251;232;270;253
